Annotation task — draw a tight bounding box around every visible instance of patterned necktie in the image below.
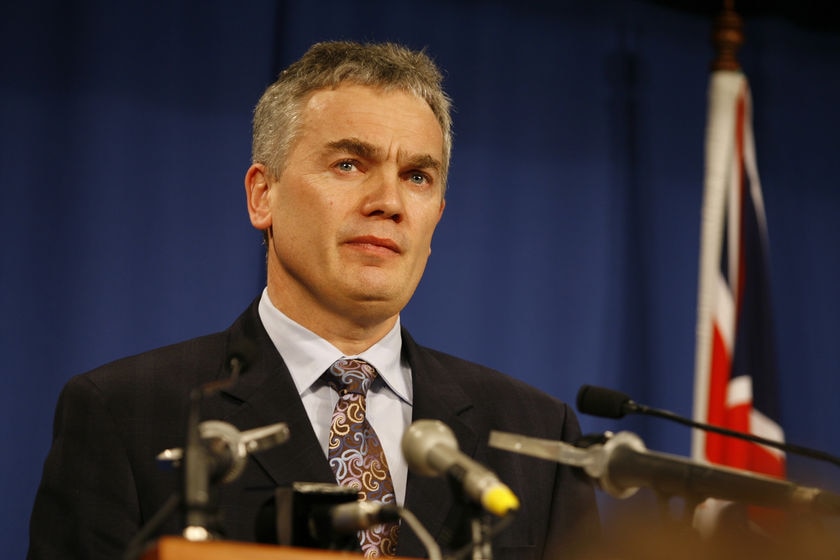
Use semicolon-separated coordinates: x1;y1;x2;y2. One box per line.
325;358;399;557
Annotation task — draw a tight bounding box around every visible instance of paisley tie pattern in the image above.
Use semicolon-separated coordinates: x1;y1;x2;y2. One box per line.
326;358;399;557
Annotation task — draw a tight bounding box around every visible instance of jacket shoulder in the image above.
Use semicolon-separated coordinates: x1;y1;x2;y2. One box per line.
404;333;579;441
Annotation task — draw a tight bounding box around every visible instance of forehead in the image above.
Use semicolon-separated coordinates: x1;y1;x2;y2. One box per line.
298;84;444;157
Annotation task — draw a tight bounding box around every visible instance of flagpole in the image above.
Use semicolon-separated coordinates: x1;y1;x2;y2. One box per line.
710;0;743;72
691;1;744;462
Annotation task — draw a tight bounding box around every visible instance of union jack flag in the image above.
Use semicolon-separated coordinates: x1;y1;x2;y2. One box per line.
691;69;785;528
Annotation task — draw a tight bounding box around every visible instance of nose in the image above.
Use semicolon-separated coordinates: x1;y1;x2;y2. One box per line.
361;168;404;223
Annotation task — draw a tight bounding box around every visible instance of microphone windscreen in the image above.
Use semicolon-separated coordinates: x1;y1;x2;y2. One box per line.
401;419;458;476
226;336;258;374
576;385;633;419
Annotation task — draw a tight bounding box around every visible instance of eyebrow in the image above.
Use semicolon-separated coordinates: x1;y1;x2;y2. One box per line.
326;137;441;173
326;138;381;161
405;153;442;174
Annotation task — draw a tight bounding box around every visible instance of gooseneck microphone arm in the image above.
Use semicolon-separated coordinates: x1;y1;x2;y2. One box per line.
576;384;840;469
182;348;254;541
488;429;840;516
123;341;260;560
182;385;213;539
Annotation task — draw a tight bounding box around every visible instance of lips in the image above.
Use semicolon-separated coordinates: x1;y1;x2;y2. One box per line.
345;235;402;254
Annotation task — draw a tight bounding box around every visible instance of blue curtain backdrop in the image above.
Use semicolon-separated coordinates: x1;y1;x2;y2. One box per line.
2;0;839;556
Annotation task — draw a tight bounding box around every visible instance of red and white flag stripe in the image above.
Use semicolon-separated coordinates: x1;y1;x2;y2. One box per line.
691;70;785;480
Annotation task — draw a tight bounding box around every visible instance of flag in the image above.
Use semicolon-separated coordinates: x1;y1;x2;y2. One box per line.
691;68;785;527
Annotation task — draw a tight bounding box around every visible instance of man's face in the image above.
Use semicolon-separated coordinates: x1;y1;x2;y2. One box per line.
250;83;446;328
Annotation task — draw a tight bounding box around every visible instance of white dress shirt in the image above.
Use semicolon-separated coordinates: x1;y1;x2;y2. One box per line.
257;288;413;505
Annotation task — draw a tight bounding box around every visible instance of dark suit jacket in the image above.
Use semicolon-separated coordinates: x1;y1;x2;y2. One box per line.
28;299;598;559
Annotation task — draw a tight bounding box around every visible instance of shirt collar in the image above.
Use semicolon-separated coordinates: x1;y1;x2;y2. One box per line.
257;288;411;404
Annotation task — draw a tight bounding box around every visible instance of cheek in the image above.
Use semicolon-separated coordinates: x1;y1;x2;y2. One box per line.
272;182;329;227
421;209;444;245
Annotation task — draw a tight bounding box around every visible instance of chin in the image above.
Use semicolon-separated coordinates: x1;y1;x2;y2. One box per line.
347;290;408;317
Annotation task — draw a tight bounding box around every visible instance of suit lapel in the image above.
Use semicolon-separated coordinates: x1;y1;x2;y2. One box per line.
212;304;335;488
398;330;479;557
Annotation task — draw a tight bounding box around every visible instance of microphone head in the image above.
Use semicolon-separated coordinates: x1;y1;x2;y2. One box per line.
197;420;248;483
227;336;258;375
401;419;458;476
576;385;635;419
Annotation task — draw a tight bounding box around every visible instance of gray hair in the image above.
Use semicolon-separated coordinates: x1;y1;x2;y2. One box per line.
251;41;453;191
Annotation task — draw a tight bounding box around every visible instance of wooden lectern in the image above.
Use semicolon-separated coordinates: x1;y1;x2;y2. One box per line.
142;537;418;560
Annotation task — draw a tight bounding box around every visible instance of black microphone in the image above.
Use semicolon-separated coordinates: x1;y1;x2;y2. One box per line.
401;419;520;517
254;485;396;547
255;483;443;560
576;384;840;469
198;336;259;396
317;501;401;534
576;384;646;418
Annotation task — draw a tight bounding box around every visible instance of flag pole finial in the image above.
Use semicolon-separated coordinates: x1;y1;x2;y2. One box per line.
711;1;743;71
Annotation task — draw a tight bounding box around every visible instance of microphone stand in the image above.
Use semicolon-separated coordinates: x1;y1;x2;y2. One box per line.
124;341;292;559
122;372;237;558
181;353;248;540
440;483;517;560
436;478;494;560
182;387;219;541
442;506;515;560
468;510;493;560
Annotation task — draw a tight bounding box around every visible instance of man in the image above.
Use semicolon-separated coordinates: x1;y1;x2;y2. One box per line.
28;41;598;559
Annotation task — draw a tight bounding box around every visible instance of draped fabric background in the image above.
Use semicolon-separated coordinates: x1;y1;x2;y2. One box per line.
2;1;839;556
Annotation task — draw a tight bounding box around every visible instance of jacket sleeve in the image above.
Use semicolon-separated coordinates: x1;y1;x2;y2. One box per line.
28;375;141;560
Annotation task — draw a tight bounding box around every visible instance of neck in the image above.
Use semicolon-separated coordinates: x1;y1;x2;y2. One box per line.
265;284;398;355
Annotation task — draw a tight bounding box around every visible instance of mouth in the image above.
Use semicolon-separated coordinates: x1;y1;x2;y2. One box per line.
345;235;402;255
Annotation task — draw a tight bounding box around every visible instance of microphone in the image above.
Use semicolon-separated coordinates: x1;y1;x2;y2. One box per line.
488;429;840;516
198;336;260;397
318;501;401;534
401;419;520;517
157;420;290;483
589;432;840;515
181;337;262;540
126;336;274;557
255;483;443;560
576;384;840;469
576;384;646;418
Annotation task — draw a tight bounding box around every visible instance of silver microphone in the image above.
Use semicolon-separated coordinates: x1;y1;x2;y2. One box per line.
157;420;290;483
402;419;520;517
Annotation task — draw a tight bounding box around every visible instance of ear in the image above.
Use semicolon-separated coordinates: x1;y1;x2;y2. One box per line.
429;198;446;256
245;163;272;231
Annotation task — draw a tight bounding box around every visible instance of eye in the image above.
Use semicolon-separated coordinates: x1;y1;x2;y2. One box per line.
335;160;359;173
407;171;431;186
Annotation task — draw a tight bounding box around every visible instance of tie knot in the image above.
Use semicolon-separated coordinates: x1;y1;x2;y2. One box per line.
326;358;377;396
